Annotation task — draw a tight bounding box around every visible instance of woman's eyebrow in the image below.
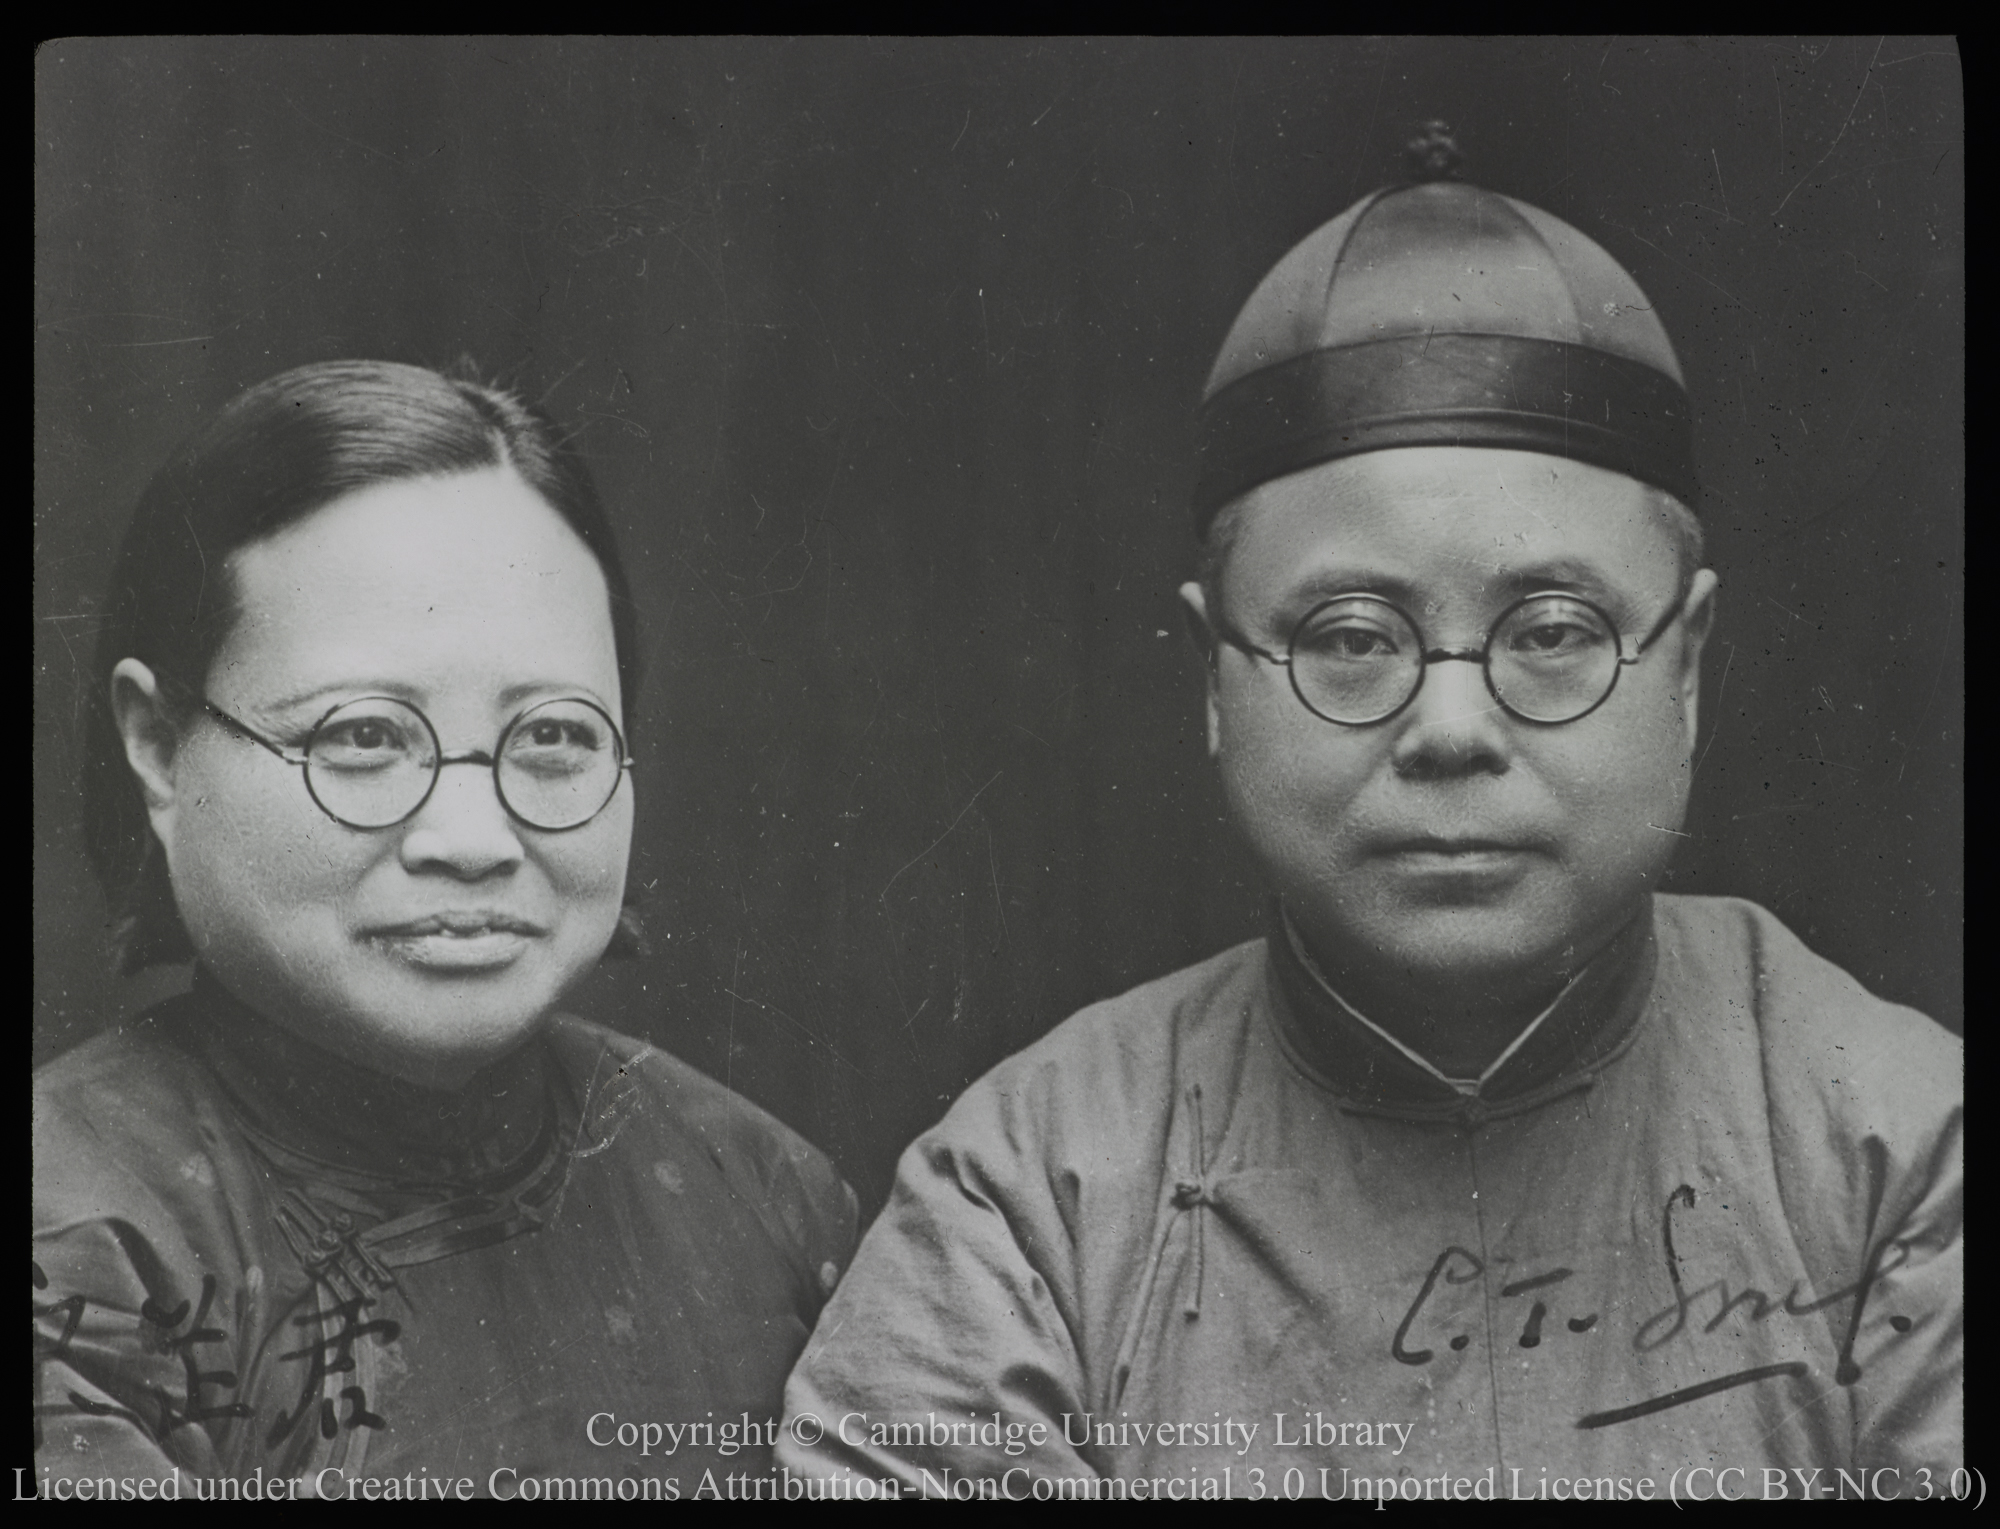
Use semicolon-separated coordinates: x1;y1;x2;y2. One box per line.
245;680;614;715
252;681;408;716
495;680;615;711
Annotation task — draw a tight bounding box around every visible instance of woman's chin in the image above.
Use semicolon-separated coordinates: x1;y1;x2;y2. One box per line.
334;1003;551;1086
197;928;600;1084
300;970;564;1086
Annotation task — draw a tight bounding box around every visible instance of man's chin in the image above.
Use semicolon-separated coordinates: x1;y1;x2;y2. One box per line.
1302;898;1599;994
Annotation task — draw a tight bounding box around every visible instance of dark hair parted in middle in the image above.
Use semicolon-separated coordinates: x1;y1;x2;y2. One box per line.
85;359;645;972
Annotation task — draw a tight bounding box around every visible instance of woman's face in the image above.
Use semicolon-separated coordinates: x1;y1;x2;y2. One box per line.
138;467;632;1087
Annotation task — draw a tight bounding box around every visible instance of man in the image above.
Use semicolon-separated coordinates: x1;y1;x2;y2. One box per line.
777;143;1961;1498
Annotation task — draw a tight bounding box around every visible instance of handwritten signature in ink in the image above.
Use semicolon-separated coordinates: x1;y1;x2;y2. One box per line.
33;1261;397;1453
266;1277;400;1448
1387;1187;1917;1429
1392;1251;1599;1365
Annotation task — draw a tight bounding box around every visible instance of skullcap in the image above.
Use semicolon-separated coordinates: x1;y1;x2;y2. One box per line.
1193;175;1697;535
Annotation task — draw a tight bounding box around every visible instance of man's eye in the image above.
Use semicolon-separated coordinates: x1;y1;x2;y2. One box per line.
1337;629;1393;657
1509;619;1607;657
1300;623;1400;659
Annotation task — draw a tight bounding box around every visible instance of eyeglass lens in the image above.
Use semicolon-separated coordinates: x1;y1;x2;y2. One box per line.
303;697;625;830
1288;595;1623;725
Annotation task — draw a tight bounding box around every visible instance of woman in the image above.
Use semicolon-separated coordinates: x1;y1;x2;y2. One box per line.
34;361;857;1495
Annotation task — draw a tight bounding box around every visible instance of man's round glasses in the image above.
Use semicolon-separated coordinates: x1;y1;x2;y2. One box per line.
201;695;634;831
1214;588;1689;727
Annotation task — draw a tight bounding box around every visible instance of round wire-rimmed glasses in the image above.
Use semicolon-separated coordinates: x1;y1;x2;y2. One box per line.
1213;587;1690;727
201;695;634;831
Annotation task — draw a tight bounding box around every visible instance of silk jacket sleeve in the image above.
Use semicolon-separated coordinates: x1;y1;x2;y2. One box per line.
780;949;1258;1489
34;1032;253;1478
1736;902;1964;1477
779;1071;1101;1486
1843;1101;1963;1477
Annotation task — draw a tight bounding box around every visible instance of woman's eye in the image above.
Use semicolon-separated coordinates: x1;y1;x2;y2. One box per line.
309;711;421;772
324;718;407;751
518;720;598;750
507;711;609;770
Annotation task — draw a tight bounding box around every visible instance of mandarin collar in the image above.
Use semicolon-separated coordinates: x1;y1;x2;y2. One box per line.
1264;898;1658;1124
181;965;557;1187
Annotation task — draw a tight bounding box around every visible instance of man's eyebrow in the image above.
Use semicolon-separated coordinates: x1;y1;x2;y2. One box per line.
1491;559;1622;598
1278;558;1623;608
1277;567;1425;608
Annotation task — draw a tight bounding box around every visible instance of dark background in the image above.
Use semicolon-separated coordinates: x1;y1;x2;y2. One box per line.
36;37;1962;1213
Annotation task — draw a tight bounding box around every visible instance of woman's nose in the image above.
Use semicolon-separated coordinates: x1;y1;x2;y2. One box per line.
1389;654;1514;779
398;760;526;877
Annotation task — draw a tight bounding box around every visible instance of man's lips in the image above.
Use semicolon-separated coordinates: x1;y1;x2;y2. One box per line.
1384;836;1536;848
364;912;547;937
1369;835;1550;857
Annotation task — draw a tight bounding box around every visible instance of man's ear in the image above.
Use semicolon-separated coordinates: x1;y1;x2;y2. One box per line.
1675;569;1720;754
1177;581;1223;759
109;658;185;842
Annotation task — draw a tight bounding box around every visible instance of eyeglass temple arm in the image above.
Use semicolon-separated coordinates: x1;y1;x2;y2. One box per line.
202;701;307;765
1209;615;1288;668
1623;578;1699;663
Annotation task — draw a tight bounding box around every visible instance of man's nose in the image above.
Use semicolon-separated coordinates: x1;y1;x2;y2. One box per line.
1388;654;1514;779
398;759;526;877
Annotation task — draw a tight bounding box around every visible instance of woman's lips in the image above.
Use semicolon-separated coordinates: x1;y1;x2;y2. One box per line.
364;913;545;970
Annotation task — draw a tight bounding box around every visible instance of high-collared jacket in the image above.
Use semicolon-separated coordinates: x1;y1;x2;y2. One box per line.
778;895;1960;1499
35;973;857;1493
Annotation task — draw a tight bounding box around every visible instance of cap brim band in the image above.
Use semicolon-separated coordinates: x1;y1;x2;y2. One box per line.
1192;334;1698;534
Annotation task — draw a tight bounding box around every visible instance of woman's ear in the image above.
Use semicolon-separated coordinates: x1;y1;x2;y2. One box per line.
109;658;184;839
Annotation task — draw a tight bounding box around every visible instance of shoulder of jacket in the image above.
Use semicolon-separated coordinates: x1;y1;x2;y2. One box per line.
541;1013;855;1224
35;1016;221;1156
33;1013;262;1274
914;939;1268;1162
1652;893;1960;1127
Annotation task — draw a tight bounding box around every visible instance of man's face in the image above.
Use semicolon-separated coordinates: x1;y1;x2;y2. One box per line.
1183;446;1716;998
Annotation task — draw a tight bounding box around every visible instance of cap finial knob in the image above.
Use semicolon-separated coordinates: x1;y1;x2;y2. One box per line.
1403;121;1464;181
